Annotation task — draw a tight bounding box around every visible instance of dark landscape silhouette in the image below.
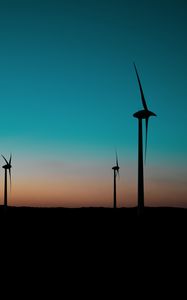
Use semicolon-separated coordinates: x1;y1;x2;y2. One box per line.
1;206;187;243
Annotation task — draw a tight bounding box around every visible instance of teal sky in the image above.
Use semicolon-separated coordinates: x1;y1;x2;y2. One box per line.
0;0;186;207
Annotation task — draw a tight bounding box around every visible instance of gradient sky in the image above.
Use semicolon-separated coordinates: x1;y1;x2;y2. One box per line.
0;0;186;207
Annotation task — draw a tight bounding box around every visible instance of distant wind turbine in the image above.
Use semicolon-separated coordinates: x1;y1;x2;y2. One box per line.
2;154;12;209
112;152;120;209
133;63;156;215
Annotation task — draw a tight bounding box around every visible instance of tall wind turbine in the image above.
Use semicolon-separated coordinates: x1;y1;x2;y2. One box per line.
2;154;12;209
112;152;120;209
133;63;156;215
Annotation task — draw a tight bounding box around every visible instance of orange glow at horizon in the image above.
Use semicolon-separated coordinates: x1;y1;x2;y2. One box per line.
0;157;186;208
2;174;186;208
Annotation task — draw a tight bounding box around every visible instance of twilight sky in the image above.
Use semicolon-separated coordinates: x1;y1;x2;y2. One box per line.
0;0;186;207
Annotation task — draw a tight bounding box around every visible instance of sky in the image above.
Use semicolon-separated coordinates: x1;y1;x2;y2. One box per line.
0;0;186;207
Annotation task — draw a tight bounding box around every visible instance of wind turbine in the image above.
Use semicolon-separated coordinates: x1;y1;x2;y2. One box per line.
112;152;120;209
133;63;156;215
2;154;12;209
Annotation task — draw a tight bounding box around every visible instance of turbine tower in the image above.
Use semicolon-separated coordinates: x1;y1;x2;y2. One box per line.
133;63;156;215
112;152;120;209
2;154;12;209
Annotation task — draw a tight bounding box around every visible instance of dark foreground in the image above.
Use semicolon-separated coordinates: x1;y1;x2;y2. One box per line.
1;206;187;237
1;206;187;289
2;205;187;221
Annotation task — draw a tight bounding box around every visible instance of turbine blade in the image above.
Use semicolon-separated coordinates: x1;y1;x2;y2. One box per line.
2;155;9;165
133;63;148;111
145;117;149;163
116;151;119;168
9;169;12;191
9;153;12;165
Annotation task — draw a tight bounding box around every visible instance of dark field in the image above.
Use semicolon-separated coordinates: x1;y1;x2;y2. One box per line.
1;206;187;238
2;206;187;281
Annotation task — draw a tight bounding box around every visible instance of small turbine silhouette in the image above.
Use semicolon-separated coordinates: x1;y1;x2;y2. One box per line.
2;154;12;209
133;63;156;215
112;152;120;209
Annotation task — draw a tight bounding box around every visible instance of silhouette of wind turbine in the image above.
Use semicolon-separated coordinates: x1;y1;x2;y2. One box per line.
2;154;12;209
133;63;156;215
112;152;120;209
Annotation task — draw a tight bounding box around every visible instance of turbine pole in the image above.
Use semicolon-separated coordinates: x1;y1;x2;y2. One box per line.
113;169;116;209
4;168;8;208
138;118;144;214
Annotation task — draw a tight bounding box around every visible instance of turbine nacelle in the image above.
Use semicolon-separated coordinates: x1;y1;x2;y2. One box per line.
2;164;12;170
133;109;156;119
112;166;120;171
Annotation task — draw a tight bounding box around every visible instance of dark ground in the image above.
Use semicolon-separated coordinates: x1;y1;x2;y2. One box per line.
1;206;186;294
2;206;187;266
1;206;187;239
2;205;187;261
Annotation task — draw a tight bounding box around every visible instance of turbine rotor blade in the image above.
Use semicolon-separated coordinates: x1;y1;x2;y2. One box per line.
9;169;12;191
116;151;119;168
133;63;148;111
2;155;9;165
9;154;12;165
145;117;149;163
